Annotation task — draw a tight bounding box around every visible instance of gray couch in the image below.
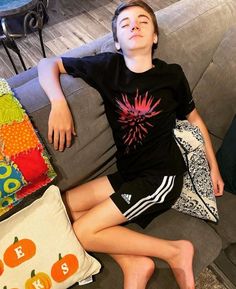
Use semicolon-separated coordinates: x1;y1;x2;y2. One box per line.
6;0;236;288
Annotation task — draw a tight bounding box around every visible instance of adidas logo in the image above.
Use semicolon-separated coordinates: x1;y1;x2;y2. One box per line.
121;194;132;204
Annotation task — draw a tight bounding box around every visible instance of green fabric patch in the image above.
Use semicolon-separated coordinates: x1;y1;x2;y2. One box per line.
0;93;25;125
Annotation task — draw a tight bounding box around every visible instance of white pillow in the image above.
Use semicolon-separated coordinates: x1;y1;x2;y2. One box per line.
0;185;101;288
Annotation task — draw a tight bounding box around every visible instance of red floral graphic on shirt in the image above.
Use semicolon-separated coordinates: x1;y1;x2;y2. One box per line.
116;89;162;152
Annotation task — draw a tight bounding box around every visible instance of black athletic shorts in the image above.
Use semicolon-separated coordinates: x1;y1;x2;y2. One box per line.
107;171;183;228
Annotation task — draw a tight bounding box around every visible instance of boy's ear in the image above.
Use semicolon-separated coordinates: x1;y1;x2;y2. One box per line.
115;42;121;50
154;34;158;44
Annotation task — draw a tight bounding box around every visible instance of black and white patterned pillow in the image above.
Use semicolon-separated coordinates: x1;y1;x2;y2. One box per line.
172;120;219;222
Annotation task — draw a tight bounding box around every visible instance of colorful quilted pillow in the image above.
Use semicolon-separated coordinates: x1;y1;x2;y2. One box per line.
0;185;101;288
0;78;56;216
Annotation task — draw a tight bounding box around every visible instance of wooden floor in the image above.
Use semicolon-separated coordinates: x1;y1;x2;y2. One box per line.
0;0;178;79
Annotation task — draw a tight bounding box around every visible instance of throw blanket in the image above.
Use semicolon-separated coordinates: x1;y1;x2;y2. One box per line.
0;78;56;216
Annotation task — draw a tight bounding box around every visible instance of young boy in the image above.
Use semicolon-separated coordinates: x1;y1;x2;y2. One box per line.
38;1;224;288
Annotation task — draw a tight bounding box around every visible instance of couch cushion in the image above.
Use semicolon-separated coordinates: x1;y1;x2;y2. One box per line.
7;67;38;90
144;209;222;276
216;115;236;194
73;209;222;289
14;75;117;191
209;191;236;247
193;26;236;139
155;0;236;89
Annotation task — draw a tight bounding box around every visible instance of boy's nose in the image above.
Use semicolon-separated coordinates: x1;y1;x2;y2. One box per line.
131;23;140;31
130;18;140;31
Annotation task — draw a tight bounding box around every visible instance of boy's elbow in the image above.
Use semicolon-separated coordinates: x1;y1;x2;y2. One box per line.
38;57;65;74
38;58;50;76
38;57;61;80
38;57;57;69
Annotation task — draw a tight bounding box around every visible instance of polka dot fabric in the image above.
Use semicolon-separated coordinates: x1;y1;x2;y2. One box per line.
0;116;40;156
0;79;56;216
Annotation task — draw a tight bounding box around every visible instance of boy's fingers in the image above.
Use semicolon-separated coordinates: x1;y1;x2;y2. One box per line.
214;181;224;197
53;131;59;150
59;132;66;151
219;181;224;195
71;123;76;136
48;126;53;144
66;131;72;148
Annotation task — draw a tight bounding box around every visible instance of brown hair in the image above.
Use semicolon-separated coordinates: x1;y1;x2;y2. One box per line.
112;0;159;51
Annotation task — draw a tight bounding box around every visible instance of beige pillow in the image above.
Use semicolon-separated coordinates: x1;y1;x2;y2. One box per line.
0;185;101;288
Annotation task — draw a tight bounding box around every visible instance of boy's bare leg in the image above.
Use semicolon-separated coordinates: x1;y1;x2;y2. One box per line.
110;254;155;289
63;176;155;289
73;198;195;289
62;176;114;221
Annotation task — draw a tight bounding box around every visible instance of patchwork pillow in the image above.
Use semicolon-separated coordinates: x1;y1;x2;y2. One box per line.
172;120;219;222
0;78;56;216
0;185;101;288
217;114;236;194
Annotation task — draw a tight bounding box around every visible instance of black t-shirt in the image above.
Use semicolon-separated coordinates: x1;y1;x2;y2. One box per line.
62;52;195;179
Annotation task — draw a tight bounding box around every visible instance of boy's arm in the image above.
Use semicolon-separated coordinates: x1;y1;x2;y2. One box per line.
38;57;76;152
186;108;224;196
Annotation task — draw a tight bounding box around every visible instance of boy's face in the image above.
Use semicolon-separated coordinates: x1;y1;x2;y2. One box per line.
115;6;158;55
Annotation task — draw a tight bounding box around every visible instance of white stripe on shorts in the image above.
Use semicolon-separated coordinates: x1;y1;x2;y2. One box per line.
124;175;176;220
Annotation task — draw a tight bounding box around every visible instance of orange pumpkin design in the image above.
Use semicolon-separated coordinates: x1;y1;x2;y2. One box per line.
25;270;51;289
0;259;4;275
4;237;36;268
51;253;79;282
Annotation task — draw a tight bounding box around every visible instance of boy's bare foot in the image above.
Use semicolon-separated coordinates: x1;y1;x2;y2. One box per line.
167;240;195;289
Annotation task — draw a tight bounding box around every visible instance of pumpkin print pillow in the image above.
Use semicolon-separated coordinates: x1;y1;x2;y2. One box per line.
0;185;101;289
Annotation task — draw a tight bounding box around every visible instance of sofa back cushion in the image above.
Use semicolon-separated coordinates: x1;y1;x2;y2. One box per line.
216;115;236;194
14;76;117;191
193;26;236;139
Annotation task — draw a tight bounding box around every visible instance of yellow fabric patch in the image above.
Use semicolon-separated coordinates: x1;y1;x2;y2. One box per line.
0;93;25;125
0;116;41;157
0;206;10;216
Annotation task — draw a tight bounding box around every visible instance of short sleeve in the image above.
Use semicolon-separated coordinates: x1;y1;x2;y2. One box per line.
61;52;115;88
174;65;195;120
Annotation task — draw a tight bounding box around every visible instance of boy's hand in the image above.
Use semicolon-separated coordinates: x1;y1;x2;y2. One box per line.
210;167;224;197
48;100;76;151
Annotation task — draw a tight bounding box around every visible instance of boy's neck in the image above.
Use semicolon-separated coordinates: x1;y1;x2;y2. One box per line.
123;54;153;73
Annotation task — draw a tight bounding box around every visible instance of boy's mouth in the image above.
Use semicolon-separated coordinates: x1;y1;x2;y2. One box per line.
129;34;143;39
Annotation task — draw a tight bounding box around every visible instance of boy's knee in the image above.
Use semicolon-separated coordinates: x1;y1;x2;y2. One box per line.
72;220;94;250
